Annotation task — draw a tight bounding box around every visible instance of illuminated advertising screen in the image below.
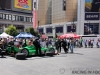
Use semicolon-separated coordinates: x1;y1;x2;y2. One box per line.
85;0;100;20
14;0;32;10
85;0;100;12
84;23;99;35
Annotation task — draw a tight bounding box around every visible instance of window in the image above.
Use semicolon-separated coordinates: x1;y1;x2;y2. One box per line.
15;15;18;21
67;25;76;32
32;18;33;22
5;14;9;20
12;15;24;21
19;16;24;21
8;14;12;20
18;16;20;21
0;25;3;34
46;27;52;33
67;26;72;32
71;24;76;32
29;17;32;22
12;15;15;21
84;23;99;35
0;13;3;19
56;26;63;33
39;28;43;34
2;14;12;20
26;17;32;22
26;17;28;22
3;14;5;19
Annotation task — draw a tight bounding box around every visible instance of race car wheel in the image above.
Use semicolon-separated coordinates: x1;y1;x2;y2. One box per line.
15;53;26;60
49;48;55;54
21;49;29;56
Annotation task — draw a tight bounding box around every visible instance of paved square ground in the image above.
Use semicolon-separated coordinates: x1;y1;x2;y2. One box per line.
0;48;100;75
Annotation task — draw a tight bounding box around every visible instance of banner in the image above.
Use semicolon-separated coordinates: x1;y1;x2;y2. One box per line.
85;13;99;20
33;0;38;10
14;0;32;10
85;0;100;12
63;0;66;10
85;0;100;20
33;0;38;29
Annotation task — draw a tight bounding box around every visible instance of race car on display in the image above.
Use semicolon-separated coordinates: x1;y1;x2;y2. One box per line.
6;45;56;57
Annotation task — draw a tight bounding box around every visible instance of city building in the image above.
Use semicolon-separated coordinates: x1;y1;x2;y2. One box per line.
77;0;100;35
0;0;33;33
37;0;52;25
37;0;78;37
38;0;100;37
1;0;99;37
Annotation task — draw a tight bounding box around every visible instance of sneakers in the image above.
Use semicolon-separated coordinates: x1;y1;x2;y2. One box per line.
70;52;73;53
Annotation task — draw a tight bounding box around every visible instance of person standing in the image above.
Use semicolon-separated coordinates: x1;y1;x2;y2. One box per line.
66;38;70;50
70;37;74;53
33;39;42;56
84;40;88;48
46;39;49;48
55;40;60;55
79;37;83;47
58;39;62;53
91;40;94;48
88;39;91;48
61;39;68;53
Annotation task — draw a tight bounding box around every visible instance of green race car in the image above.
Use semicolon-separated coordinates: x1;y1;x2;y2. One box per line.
6;45;56;56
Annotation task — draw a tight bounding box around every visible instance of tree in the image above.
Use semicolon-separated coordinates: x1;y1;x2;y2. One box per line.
25;27;38;36
5;25;18;36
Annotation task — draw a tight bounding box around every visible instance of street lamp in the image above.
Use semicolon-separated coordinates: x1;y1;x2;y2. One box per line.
71;18;76;33
37;20;40;38
37;20;39;29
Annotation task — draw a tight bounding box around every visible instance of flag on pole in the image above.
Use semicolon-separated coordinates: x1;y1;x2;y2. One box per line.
33;0;38;29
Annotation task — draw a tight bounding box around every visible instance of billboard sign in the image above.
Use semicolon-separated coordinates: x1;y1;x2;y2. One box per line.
85;13;99;20
85;0;100;12
85;0;100;20
14;0;32;10
84;23;99;35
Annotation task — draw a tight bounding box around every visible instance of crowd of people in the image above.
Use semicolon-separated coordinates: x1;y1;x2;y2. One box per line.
0;36;100;56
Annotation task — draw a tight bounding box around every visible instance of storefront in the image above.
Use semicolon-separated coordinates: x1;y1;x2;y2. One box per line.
84;23;99;35
77;0;100;35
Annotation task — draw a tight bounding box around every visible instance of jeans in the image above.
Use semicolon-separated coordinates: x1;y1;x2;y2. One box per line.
70;44;74;53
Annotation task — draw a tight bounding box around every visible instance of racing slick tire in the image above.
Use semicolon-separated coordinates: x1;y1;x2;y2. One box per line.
15;53;26;60
21;48;29;57
45;52;53;57
0;48;6;58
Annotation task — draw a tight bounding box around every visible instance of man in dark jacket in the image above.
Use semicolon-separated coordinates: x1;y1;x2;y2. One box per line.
61;39;68;53
55;40;60;55
33;39;42;56
58;39;62;53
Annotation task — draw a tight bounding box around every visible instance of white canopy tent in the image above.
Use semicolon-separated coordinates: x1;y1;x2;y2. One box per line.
0;32;13;38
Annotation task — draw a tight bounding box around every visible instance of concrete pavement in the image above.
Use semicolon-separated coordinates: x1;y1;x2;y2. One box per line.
0;48;100;75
